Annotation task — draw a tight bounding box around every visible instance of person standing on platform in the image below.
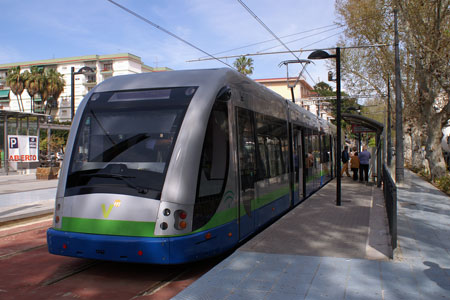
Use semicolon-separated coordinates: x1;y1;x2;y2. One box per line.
359;146;371;182
350;151;360;181
341;146;350;177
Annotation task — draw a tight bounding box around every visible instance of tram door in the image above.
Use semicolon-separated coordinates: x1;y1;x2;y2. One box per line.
293;127;303;205
236;108;256;240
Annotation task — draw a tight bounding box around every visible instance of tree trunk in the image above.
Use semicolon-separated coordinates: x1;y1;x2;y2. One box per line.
409;124;427;171
16;95;22;112
425;112;447;180
20;95;24;112
404;127;412;167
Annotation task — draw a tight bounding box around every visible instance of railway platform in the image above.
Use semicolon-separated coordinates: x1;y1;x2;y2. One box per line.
173;170;450;300
0;173;56;223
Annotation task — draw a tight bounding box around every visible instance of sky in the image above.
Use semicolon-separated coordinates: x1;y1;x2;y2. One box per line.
0;0;341;86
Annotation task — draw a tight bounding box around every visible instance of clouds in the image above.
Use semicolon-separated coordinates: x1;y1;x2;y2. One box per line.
0;0;339;82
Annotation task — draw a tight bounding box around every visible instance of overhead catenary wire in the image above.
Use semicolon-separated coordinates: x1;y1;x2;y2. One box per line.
237;0;301;61
304;68;318;86
187;44;389;62
193;15;379;62
106;0;234;69
258;29;345;53
301;31;346;52
199;23;343;59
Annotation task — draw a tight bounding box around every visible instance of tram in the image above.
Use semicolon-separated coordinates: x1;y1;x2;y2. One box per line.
47;68;336;264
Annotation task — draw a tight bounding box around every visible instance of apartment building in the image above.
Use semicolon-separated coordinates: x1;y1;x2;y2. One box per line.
255;77;333;121
0;53;171;121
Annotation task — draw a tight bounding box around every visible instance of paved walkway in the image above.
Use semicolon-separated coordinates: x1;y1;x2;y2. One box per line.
173;170;450;300
0;173;56;223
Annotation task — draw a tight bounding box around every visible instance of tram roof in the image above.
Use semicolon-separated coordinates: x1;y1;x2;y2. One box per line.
93;68;235;93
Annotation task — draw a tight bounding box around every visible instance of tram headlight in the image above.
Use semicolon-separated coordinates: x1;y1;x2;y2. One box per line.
160;222;168;230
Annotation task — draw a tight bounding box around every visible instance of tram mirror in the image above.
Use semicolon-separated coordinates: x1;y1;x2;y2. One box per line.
216;86;232;102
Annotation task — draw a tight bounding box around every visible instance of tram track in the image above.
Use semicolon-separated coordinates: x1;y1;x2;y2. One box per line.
130;267;189;299
40;261;102;286
0;216;224;299
0;218;51;260
0;224;50;239
0;215;52;235
0;243;47;260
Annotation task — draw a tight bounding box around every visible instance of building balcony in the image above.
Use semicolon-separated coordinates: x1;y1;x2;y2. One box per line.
101;62;113;74
83;80;97;86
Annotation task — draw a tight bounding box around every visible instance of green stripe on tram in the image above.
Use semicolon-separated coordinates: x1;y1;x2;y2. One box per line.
197;184;291;231
60;217;156;237
59;184;304;237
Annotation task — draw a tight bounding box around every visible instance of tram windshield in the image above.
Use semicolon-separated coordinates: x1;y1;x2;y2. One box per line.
65;87;197;199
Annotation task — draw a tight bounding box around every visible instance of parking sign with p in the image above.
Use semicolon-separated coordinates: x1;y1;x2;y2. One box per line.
9;137;18;149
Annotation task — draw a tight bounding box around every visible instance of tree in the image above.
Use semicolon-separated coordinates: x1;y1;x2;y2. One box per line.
39;128;68;154
8;66;66;115
335;0;450;180
313;81;359;119
313;81;334;97
233;56;254;76
6;66;25;111
23;66;42;113
45;69;65;114
397;0;450;180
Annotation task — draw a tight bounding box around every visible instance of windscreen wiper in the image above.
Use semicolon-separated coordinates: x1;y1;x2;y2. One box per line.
90;109;116;145
82;173;149;194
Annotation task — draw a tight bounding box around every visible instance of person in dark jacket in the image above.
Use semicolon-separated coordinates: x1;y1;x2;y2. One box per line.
340;146;350;177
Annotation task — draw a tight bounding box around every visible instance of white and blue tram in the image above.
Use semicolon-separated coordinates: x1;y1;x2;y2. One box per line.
47;68;336;264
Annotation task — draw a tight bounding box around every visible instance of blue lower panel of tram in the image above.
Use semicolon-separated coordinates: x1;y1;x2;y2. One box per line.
47;221;239;265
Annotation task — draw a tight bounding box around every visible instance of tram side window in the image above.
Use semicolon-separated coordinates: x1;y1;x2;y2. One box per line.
193;101;229;230
321;134;330;163
312;132;320;165
267;136;283;176
256;136;269;179
256;114;288;179
77;117;91;162
305;129;314;170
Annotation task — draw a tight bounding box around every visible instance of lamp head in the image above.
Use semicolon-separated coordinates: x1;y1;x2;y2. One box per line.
76;66;96;74
308;50;336;60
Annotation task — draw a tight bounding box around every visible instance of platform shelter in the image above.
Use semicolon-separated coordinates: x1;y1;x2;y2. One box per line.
341;113;384;187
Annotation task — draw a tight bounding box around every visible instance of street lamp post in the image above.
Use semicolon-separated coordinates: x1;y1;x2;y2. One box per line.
71;66;96;121
308;47;342;206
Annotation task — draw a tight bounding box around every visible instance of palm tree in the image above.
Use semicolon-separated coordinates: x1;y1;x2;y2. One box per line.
23;66;42;113
38;70;49;114
233;56;254;76
6;66;25;111
44;69;65;115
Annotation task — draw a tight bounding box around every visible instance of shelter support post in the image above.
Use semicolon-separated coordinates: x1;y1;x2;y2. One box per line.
377;133;382;187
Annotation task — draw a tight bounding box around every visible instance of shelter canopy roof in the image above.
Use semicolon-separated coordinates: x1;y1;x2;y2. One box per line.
342;113;384;134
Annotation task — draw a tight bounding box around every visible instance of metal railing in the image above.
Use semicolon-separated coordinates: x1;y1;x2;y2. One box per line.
382;163;397;253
